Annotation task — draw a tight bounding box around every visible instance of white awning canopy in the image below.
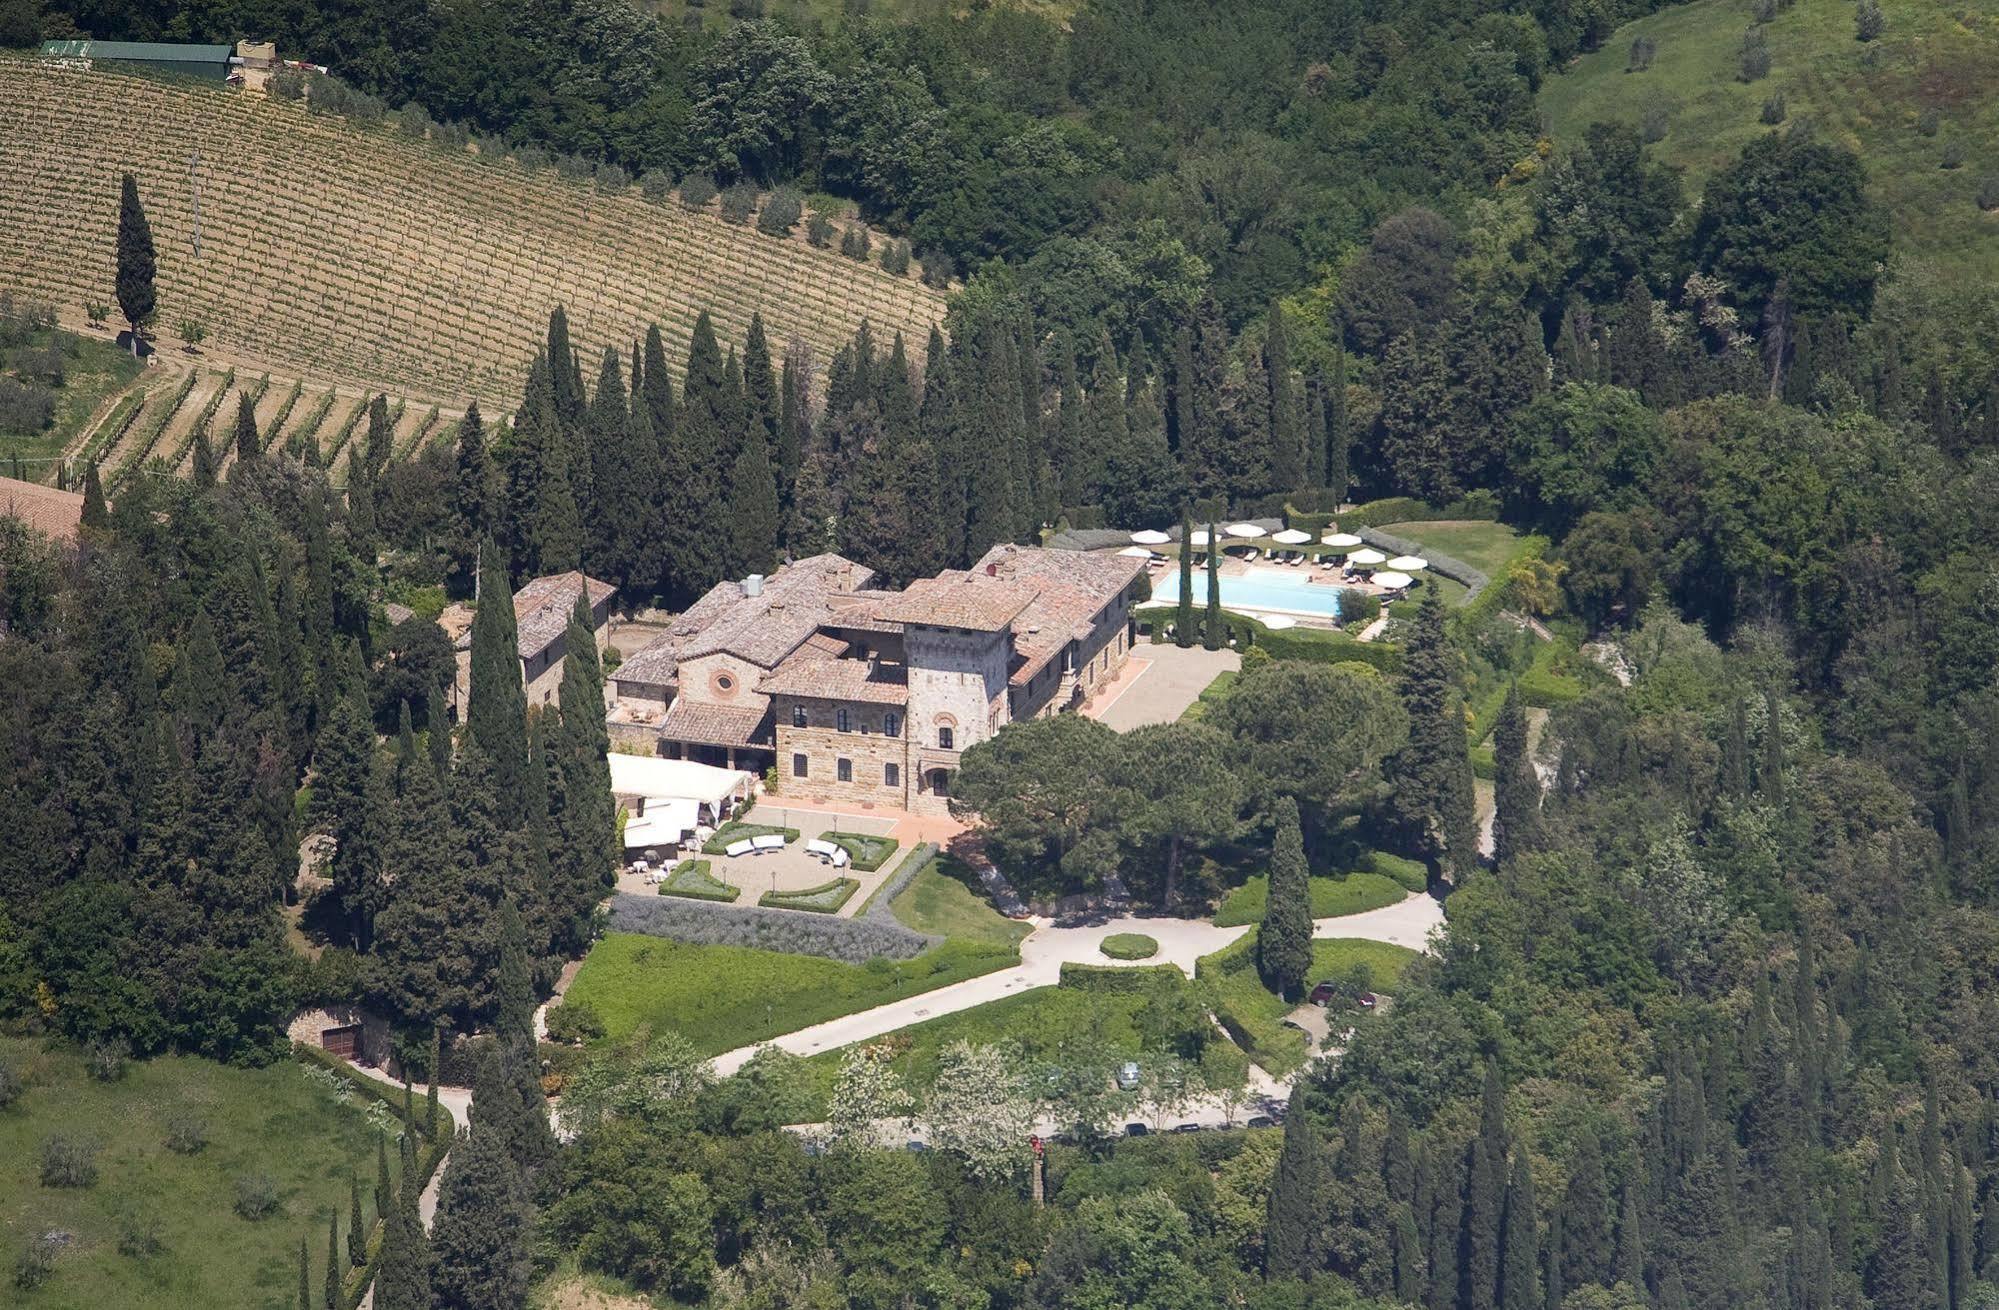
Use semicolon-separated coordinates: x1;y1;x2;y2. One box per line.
1129;529;1172;545
1117;545;1155;558
1321;533;1364;549
623;799;700;851
607;753;753;808
1225;522;1267;539
1188;530;1215;547
1347;548;1388;566
1271;528;1312;544
1373;570;1414;589
1387;555;1428;572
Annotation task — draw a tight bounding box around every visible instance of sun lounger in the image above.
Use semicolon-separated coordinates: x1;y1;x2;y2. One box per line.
1243;548;1261;561
752;834;786;853
724;838;755;859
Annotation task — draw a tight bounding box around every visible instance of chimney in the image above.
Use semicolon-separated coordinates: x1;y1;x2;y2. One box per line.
742;574;765;597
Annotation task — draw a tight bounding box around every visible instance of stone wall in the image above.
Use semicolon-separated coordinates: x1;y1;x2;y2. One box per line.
285;1005;393;1068
773;709;913;808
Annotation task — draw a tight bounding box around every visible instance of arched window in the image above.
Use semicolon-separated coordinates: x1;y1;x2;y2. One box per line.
883;711;901;738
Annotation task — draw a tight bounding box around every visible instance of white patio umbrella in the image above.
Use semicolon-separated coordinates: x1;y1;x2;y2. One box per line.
1260;614;1299;630
1225;522;1267;539
1130;529;1173;545
1321;532;1364;549
1117;545;1154;558
1372;570;1414;590
1387;555;1428;572
1188;530;1215;547
1347;547;1388;567
1271;528;1313;545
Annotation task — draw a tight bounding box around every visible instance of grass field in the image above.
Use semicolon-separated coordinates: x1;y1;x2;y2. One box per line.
0;331;142;469
1310;938;1421;991
1198;932;1421;1075
0;56;945;411
562;933;1020;1055
889;856;1034;949
1539;0;1999;280
1211;872;1408;928
1378;520;1529;579
0;1037;402;1310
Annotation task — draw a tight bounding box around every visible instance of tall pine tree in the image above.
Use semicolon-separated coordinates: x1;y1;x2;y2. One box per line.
1258;796;1313;999
115;172;157;354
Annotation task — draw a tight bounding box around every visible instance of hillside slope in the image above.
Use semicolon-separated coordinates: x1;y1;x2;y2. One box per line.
0;57;946;409
1539;0;1999;278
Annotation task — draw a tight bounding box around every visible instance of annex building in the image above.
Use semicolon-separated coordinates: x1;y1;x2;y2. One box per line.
609;545;1144;814
449;570;615;717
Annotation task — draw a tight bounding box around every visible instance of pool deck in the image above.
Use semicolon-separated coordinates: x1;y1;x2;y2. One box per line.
1146;561;1370;624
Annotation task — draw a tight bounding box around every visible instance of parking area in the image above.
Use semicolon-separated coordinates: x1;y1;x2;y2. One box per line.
1085;643;1241;731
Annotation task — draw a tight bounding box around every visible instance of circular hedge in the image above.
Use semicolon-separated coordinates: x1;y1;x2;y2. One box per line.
1100;933;1160;961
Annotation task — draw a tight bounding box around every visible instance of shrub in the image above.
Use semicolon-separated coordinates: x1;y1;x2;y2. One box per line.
1855;0;1884;41
1941;140;1965;170
917;248;955;288
1760;93;1786;124
608;890;937;961
85;1037;128;1082
826;832;900;872
1738;28;1770;81
760;877;860;913
515;145;550;171
841;226;872;261
881;239;911;275
233;1171;280;1220
1750;0;1775;22
595;161;631;192
0;1061;19;1109
163;1111;209;1154
1363;851;1431;893
1638;100;1671;143
396;101;432;139
1338;588;1381;626
1057;962;1184;992
1918;107;1940;137
1626;35;1656;70
757;186;803;235
660;858;741;902
0;376;55;432
806;212;835;247
270;69;306;101
1100;933;1159;960
116;1216;164;1259
702;822;800;854
720;181;758;224
39;1135;98;1188
14;1233;58;1289
639;168;675;202
1978;176;1999;212
859;843;941;926
544;999;607;1044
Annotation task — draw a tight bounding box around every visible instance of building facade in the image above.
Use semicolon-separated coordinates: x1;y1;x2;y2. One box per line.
609;544;1143;815
450;570;615;717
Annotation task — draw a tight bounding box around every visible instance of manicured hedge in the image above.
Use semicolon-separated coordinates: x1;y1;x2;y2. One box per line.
608;890;935;961
827;832;900;872
1196;610;1403;673
859;842;939;920
1100;932;1160;960
1058;962;1186;992
660;859;739;902
1341;492;1501;529
702;821;801;854
1362;851;1431;893
760;877;860;913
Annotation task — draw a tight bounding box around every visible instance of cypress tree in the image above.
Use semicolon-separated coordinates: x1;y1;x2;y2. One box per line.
324;1214;340;1310
743;312;778;460
345;448;376;565
467;539;528;817
1258;796;1313;998
115;172;157;353
1977;1174;1999;1279
1950;1159;1973;1309
1561;1130;1612;1290
1266;304;1305;493
235;392;260;467
642;324;676;449
1326;349;1350;505
1175;509;1195;647
1387;1108;1416;1207
1723;697;1750;800
313;658;385;949
1399;593;1480;882
430;1111;534;1310
426;1029;443;1137
777;340;805;489
1202;526;1223;651
81;462;109;529
349;1173;367;1267
363;395;393;478
377;1135;392;1218
577;347;624;533
1500;1150;1541;1310
1055;345;1087;507
1760;685;1786;808
298;1234;312;1310
373;1166;433;1310
545;307;585;433
1544;1208;1564;1310
725;384;781;577
1266;1089;1323;1278
1613;1180;1646;1292
1078;333;1125;506
1395;1202;1425;1305
1462;1135;1504;1310
1492;684;1538;865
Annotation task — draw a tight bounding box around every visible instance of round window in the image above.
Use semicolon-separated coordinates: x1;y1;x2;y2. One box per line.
717;675;734;691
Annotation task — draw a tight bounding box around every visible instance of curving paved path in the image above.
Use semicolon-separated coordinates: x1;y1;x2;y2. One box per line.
710;892;1443;1075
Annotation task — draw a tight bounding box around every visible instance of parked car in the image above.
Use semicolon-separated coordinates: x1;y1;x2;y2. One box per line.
1356;992;1379;1010
1117;1060;1141;1090
1246;1115;1276;1130
1124;1122;1149;1137
1308;981;1338;1006
1173;1123;1202;1134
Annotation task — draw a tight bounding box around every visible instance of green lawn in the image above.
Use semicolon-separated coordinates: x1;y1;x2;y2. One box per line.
889;855;1033;949
0;1037;404;1310
1311;939;1421;992
563;933;1021;1055
825;831;900;872
760;877;859;913
1197;932;1421;1076
660;859;739;902
1377;520;1529;578
1538;0;1999;281
0;333;144;467
1212;872;1407;927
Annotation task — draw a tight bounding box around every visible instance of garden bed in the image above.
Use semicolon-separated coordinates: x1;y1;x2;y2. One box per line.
702;821;801;854
1100;932;1160;960
658;858;739;902
759;876;859;913
825;831;900;871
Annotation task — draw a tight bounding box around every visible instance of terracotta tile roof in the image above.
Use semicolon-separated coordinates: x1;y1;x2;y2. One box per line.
455;570;615;658
382;601;415;626
760;657;910;705
614;554;873;685
872;570;1039;632
658;698;770;748
972;545;1146;685
0;476;83;543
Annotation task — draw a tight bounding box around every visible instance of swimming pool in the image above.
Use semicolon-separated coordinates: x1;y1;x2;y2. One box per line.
1150;566;1344;620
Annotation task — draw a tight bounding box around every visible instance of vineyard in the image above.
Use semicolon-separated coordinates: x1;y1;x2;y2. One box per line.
0;55;948;415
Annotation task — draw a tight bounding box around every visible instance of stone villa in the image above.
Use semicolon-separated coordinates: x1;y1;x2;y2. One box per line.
609;545;1145;814
450;569;616;717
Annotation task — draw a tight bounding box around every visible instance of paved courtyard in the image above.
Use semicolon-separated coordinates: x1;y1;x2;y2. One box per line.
1085;642;1241;731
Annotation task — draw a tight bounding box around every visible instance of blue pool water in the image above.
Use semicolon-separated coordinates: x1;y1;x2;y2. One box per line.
1151;568;1344;619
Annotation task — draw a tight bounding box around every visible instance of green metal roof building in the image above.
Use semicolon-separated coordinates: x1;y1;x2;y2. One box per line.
39;40;235;81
